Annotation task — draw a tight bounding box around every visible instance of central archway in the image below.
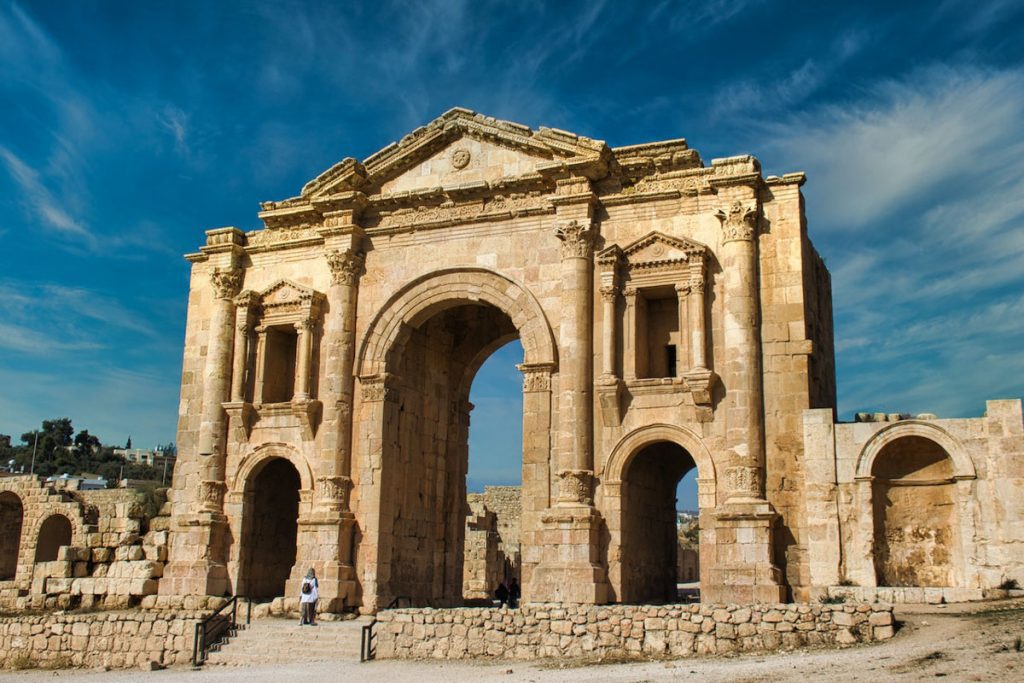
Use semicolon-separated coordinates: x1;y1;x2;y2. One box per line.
356;268;556;608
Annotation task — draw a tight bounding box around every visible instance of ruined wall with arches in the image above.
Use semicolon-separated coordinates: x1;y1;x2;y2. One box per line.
162;108;1024;612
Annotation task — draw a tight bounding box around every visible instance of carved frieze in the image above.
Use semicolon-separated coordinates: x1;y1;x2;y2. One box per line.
245;225;320;248
326;249;365;287
716;200;759;243
555;219;596;259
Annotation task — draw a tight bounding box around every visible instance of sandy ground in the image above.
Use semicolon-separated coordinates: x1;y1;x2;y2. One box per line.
3;599;1024;683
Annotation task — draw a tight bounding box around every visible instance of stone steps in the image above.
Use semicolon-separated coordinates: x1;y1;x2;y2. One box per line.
203;616;369;666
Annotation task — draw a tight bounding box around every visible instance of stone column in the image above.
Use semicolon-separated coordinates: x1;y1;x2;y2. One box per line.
530;217;608;605
623;286;638;380
600;286;617;379
198;267;242;474
293;320;313;401
716;200;767;502
229;314;251;403
688;261;707;370
555;218;596;487
674;283;689;379
703;199;784;604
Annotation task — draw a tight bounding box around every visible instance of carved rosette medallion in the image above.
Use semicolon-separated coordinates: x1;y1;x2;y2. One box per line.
211;267;243;300
557;469;594;505
725;465;761;498
317;475;352;508
450;148;471;169
199;480;227;510
715;200;759;243
555;220;597;260
326;249;365;287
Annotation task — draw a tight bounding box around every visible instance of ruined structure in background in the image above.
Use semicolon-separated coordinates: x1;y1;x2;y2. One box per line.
0;475;171;611
462;486;522;600
154;108;1023;612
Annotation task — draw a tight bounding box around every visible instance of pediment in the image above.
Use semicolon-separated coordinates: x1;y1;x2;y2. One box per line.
260;279;319;307
619;232;707;266
299;108;608;199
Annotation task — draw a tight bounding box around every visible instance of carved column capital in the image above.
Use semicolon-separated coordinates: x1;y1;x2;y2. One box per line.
555;219;597;259
599;285;618;303
725;464;762;499
327;248;365;286
211;267;243;300
316;475;352;508
517;362;555;393
360;373;399;403
556;469;594;505
199;480;227;511
715;200;759;243
294;319;315;333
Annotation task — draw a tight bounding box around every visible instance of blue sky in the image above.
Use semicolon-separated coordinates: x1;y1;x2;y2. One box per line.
2;1;1023;508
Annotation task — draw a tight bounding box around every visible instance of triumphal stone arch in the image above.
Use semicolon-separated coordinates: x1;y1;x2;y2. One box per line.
161;107;874;610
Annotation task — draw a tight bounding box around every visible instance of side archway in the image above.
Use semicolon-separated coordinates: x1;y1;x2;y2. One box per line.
35;514;73;563
602;424;718;603
855;421;975;482
0;492;24;580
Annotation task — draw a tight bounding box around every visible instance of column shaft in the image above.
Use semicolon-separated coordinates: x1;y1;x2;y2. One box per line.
198;268;241;468
600;287;616;378
294;322;312;400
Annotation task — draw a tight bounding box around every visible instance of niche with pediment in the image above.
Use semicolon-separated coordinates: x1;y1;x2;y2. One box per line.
231;280;325;410
597;232;716;418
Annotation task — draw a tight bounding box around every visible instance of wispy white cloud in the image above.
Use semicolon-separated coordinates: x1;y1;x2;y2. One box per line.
0;146;94;241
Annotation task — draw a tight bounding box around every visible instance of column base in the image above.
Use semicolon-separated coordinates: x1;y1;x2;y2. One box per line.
528;505;609;604
703;500;786;604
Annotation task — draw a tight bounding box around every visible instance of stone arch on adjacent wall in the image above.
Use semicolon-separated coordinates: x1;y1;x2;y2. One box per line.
357;267;557;375
855;421;975;482
854;421;978;589
34;514;73;563
354;267;557;609
602;424;717;604
0;492;24;580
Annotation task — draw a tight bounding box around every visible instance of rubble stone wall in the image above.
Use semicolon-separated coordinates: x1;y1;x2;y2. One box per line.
0;610;204;669
376;602;895;660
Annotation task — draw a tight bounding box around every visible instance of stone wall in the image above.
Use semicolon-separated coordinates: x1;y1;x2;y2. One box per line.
376;602;894;660
0;609;204;669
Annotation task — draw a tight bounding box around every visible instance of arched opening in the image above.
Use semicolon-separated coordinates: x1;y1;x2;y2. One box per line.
620;441;698;603
462;340;524;603
239;458;301;598
380;302;521;606
675;468;700;596
35;514;72;563
872;435;960;587
0;493;24;579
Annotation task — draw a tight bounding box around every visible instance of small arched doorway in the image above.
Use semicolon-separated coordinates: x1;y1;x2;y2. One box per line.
872;435;960;587
0;492;24;579
239;458;301;598
620;441;698;603
35;514;72;563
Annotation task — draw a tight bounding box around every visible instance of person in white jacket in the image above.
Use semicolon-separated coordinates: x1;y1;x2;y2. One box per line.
299;568;319;626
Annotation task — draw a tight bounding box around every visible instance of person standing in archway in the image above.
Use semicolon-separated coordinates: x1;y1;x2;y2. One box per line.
299;568;319;625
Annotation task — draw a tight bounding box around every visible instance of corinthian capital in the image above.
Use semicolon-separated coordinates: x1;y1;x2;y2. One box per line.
326;248;365;286
715;200;759;243
555;220;597;259
211;267;243;300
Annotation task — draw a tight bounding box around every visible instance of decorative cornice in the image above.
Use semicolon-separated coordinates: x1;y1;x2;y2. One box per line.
555;219;597;259
326;248;365;287
716;200;759;243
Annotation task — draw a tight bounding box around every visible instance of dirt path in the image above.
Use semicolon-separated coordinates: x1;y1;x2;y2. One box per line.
3;600;1024;682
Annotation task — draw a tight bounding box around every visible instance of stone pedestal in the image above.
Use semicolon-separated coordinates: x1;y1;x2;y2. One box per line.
529;505;609;604
290;512;357;611
703;501;785;603
159;514;231;598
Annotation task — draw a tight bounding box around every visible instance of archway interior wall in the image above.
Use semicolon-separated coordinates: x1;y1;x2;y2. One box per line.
870;436;961;588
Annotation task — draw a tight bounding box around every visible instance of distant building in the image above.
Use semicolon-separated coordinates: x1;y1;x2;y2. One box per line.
114;448;176;470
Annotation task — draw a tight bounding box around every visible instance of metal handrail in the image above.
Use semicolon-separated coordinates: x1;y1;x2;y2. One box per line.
192;595;250;667
360;596;411;662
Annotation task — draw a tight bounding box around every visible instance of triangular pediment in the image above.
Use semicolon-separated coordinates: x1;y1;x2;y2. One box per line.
299;108;609;199
619;232;708;265
260;279;317;306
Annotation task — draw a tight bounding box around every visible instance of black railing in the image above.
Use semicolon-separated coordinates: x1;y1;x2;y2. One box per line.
360;596;411;662
192;596;250;667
